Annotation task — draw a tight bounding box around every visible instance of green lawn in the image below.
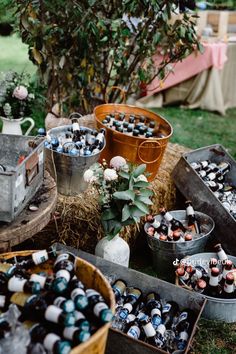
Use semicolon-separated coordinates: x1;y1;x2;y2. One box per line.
0;34;36;74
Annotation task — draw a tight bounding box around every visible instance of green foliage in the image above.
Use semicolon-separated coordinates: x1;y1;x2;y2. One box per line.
7;0;199;114
84;158;153;239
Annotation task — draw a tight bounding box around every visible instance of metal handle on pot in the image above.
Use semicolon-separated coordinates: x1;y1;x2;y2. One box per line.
68;112;83;121
105;86;126;104
137;140;163;164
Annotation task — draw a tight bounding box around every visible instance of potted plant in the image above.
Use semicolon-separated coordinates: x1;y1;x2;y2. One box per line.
83;156;153;267
0;71;35;135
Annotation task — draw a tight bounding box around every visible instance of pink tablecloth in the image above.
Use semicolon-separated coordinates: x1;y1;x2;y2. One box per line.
146;42;228;96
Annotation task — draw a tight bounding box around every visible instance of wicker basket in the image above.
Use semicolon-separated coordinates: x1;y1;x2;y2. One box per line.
94;104;173;181
0;250;116;354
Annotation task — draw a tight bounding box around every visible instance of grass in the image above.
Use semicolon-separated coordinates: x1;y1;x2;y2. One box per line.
1;33;236;354
0;34;36;74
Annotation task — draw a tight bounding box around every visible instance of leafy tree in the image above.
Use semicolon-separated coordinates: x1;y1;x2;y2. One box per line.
8;0;200;114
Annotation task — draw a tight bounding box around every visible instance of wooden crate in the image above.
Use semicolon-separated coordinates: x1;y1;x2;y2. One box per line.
197;10;236;38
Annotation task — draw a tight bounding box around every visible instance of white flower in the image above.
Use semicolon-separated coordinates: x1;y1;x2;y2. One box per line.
110;156;127;170
84;169;96;183
13;85;28;100
104;168;118;181
28;93;35;99
135;174;148;182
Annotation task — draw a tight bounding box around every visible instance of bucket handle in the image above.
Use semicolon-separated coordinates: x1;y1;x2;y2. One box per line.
68;112;83;121
105;86;126;104
137;140;164;164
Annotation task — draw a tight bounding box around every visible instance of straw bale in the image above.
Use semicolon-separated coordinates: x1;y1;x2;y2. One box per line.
29;114;190;253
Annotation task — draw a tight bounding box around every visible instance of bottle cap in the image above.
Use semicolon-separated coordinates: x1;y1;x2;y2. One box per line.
75;295;89;310
226;272;234;282
196;279;206;289
224;260;233;269
123;121;129;128
139;115;145;123
64;313;76;327
159;234;167;241
77;330;91;343
57;341;72;354
145;132;153;138
31;281;41;294
53;277;69;294
100;308;113;323
211;267;220;276
63;299;76;313
185;233;193;241
38;127;46;136
214;243;222;252
149;121;155;128
176;267;185;276
133;129;139;137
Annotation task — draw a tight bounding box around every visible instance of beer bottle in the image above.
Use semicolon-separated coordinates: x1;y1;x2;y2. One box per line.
140;317;157;346
74;310;91;332
53;253;75;293
205;267;222;297
145;292;162;330
126;125;133;136
221;272;235;299
194;279;207;293
126;319;141;340
62;326;91;345
162;301;179;329
175;267;190;285
112;279;127;302
139;115;146;125
117;287;142;320
0;262;29;279
176;322;189;351
86;289;113;323
30;273;54;291
184;233;193;241
69;279;88;311
208;257;218;273
185;200;201;234
53;296;75;313
95;129;105;145
175;309;195;333
214;243;228;263
7;276;41;294
15;246;57;269
190;162;201;172
199;160;209;169
172;230;183;242
220;260;233;287
160;208;187;232
30;323;72;354
72;118;81;142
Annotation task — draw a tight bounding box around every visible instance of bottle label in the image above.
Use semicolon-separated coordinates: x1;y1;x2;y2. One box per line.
164;212;173;222
54;297;66;308
180;272;189;282
143;322;156;338
127;325;140;339
179;330;189;341
74;311;85;321
186;205;194;216
122;303;133;313
71;288;85;300
151;308;161;318
55;253;70;264
30;274;46;288
177;312;188;323
0;295;6;308
32;250;48;265
162;303;171;313
137;312;147;321
8;277;26;292
209;275;219;287
217;249;228;262
208;172;216;180
86;289;100;298
56;269;70;282
157;324;166;336
126;314;136;323
72;122;80;132
45;305;62;323
10;293;36;307
224;283;234;294
94;302;108;317
43;333;60;350
63;326;77;340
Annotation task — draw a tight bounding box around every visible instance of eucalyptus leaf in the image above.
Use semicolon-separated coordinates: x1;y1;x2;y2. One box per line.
101;208;118;221
133;181;149;188
134;201;150;214
122;204;131;222
113;190;135;201
130;206;145;218
139;189;153;197
136;196;153;205
133;164;146;178
119;171;130;179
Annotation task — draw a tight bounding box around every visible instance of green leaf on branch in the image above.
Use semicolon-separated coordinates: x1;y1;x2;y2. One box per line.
139;189;153;197
113;190;135;201
102;208;118;221
122;204;131;222
133;181;149;188
133;164;146;178
130;206;145;219
153;32;161;45
136;196;153;205
119;171;130;179
135;201;150;214
197;42;204;54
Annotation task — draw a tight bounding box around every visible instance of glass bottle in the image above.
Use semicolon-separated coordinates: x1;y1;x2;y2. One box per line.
117;287;142;321
86;289;113;323
185;200;201;234
112;279;127;302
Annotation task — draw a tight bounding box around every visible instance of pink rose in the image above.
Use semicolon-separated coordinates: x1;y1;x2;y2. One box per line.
13;85;28;100
110;156;127;170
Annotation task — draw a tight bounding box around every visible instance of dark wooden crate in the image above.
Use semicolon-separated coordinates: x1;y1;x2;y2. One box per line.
55;243;206;354
172;144;236;256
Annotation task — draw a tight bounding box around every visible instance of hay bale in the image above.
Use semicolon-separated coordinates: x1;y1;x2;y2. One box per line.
30;114;190;253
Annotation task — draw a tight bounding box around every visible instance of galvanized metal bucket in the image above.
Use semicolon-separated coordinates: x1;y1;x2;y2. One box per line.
184;252;236;323
45;125;105;196
144;210;215;282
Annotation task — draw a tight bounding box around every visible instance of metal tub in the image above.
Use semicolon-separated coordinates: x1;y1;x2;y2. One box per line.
144;210;215;282
0;134;44;222
172;144;236;255
45;125;105;196
183;252;236;323
55;242;207;354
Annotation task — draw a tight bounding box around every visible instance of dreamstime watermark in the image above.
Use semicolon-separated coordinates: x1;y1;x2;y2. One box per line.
173;258;228;267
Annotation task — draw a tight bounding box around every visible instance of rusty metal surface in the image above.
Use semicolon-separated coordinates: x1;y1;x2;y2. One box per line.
54;243;206;354
0;134;44;222
172;144;236;256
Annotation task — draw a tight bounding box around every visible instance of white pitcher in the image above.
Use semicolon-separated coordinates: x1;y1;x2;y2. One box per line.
1;116;35;135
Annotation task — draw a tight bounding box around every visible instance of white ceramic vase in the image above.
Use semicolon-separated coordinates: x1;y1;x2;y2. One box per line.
1;116;35;135
95;234;130;267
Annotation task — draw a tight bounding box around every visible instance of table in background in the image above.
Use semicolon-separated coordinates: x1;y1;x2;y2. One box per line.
139;41;236;115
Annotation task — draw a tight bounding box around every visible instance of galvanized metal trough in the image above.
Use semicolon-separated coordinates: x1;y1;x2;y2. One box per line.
0;134;45;222
172;144;236;256
144;210;215;282
55;243;207;354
